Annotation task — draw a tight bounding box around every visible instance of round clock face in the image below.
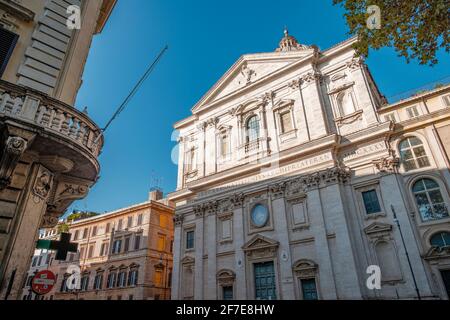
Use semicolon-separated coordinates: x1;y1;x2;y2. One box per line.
251;204;269;228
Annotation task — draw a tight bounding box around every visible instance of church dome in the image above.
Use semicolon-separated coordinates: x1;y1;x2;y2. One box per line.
276;28;311;52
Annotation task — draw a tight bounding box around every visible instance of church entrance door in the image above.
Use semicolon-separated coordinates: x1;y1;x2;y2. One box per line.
254;262;277;300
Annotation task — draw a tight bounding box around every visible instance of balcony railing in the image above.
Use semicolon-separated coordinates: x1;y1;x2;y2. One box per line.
0;80;103;158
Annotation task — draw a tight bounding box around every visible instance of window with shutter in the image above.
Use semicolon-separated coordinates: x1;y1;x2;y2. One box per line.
0;27;19;78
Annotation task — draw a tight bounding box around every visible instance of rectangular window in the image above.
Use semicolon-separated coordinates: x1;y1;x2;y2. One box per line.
124;237;130;252
117;219;123;231
159;215;168;228
0;27;19;77
406;106;419;119
94;274;103;290
79;246;86;260
31;257;37;267
73;230;79;241
37;256;43;266
87;245;94;258
220;134;229;158
82;228;88;239
362;190;382;214
223;286;233;300
280;111;293;133
137;214;143;225
134;235;141;250
154;269;163;287
112;240;122;254
105;223;111;234
186;231;195;250
301;278;318;300
157;235;165;251
91;226;97;237
443;95;450;107
127;216;133;228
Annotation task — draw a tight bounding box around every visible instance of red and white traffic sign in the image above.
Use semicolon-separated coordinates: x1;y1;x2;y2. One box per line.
31;270;56;295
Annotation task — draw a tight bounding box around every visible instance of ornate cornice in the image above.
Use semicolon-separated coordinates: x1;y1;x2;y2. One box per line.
185;167;351;214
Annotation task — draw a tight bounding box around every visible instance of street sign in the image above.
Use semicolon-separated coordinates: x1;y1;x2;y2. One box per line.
31;270;56;295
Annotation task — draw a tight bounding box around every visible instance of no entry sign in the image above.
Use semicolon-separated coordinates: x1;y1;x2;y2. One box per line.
31;270;56;295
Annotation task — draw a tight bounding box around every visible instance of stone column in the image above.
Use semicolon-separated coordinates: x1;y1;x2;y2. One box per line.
270;189;295;299
204;118;218;176
196;122;206;178
194;212;204;299
320;183;362;299
232;195;246;299
1;164;53;300
171;215;183;300
300;72;328;139
176;137;185;189
205;212;217;299
306;187;338;299
289;79;311;142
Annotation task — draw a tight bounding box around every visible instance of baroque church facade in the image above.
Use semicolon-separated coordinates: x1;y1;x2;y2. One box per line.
169;31;450;300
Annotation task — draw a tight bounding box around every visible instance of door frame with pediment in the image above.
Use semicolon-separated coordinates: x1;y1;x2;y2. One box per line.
242;234;281;300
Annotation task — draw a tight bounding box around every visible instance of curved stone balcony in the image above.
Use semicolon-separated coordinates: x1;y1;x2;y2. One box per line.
0;80;104;226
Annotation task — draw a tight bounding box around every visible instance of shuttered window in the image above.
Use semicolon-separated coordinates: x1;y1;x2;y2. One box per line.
0;27;19;77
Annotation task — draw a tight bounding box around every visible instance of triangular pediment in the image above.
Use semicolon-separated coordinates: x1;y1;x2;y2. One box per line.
364;222;393;235
192;50;315;114
242;234;279;251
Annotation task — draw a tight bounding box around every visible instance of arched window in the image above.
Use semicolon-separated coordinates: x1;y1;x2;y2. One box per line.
337;90;355;116
399;137;430;171
413;178;449;221
430;232;450;249
246;115;260;143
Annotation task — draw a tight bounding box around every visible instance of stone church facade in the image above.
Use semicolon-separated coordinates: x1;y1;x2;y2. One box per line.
169;31;450;300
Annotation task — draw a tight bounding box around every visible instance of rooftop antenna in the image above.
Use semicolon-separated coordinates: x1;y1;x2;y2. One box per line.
94;45;169;144
149;170;163;192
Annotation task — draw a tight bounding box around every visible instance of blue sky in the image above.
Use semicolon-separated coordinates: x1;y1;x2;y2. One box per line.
71;0;450;214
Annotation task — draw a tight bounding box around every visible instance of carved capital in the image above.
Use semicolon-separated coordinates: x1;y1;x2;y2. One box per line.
269;182;286;199
206;117;219;128
301;72;322;85
288;79;301;90
0;136;28;190
230;193;245;208
346;57;364;70
372;156;400;173
174;214;184;226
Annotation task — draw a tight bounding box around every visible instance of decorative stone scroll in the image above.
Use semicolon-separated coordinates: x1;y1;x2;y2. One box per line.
0;136;28;190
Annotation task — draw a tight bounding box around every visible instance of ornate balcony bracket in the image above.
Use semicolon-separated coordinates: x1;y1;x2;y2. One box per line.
42;176;92;228
0;135;28;190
